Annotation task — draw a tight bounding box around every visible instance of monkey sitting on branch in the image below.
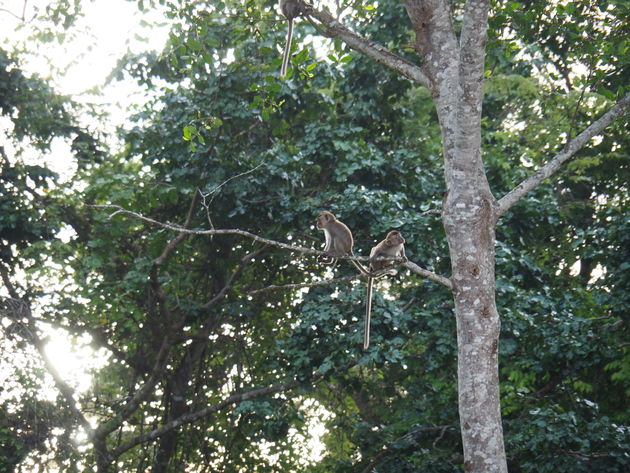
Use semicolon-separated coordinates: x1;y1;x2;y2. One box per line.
315;211;406;349
364;230;407;349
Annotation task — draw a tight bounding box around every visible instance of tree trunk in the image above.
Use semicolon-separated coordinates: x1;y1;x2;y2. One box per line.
443;188;506;473
404;0;508;469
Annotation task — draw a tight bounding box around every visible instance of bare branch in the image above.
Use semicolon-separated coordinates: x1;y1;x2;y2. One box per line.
90;204;452;288
422;208;442;216
301;3;431;88
404;261;452;289
0;7;25;21
90;204;318;255
249;260;453;294
497;92;630;217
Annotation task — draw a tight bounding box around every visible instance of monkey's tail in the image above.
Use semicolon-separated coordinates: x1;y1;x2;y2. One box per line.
364;277;373;350
281;20;294;76
350;259;372;276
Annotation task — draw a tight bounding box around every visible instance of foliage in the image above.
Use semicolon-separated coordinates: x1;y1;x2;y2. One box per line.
0;0;628;472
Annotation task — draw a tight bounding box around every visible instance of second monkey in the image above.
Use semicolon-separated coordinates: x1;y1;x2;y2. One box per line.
365;231;407;349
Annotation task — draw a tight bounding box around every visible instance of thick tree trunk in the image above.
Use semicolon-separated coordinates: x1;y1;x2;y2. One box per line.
443;188;506;473
437;62;507;469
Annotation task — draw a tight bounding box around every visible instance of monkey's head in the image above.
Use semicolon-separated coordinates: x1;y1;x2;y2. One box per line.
316;211;336;229
386;230;405;246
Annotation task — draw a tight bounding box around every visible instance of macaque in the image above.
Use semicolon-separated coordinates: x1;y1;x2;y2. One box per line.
364;230;406;349
315;211;370;274
280;0;301;76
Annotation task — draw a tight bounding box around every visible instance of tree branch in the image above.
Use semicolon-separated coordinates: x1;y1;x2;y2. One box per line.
93;328;178;440
301;2;431;88
459;0;490;111
404;261;453;289
497;92;630;217
201;246;268;309
247;273;364;295
154;190;200;266
90;204;319;255
90;205;452;289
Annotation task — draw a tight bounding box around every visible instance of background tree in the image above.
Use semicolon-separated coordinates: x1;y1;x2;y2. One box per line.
1;0;628;472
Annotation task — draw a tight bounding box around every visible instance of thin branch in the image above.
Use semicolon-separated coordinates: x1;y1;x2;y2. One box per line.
201;246;268;309
199;162;266;229
361;424;455;473
90;204;452;289
248;261;454;294
404;261;452;289
497;92;630;217
247;273;363;295
90;204;318;255
422;208;442;216
154;190;201;266
0;7;25;21
301;2;431;88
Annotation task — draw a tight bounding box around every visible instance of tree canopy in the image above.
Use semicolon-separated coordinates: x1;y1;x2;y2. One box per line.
0;0;628;472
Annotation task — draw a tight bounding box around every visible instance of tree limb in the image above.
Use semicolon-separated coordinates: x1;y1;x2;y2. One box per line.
301;2;431;88
90;204;319;255
404;261;452;289
459;0;490;112
201;246;268;309
497;92;630;217
154;190;200;266
90;205;452;288
93;328;178;440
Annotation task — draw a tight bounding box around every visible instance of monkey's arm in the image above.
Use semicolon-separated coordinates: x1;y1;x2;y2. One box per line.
399;247;408;262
